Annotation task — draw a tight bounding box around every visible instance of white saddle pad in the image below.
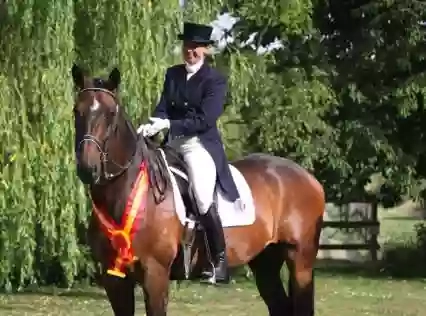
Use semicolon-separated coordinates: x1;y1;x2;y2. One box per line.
158;149;256;228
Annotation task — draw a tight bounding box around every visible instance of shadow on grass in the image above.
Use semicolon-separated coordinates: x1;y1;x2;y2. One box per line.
1;270;257;298
2;286;106;300
314;259;389;279
380;216;425;221
314;245;426;280
3;232;426;297
4;252;425;298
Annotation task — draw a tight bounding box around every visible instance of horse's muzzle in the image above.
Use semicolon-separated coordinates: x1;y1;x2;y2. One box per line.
76;163;96;185
75;151;101;185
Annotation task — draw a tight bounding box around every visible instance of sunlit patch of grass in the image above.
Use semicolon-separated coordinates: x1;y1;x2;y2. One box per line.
1;275;425;315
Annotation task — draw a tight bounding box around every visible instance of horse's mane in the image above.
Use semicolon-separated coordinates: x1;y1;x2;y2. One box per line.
118;109;172;205
88;77;174;205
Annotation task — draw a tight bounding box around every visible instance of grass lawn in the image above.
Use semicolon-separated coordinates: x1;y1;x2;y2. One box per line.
379;201;423;243
0;274;425;316
1;202;424;315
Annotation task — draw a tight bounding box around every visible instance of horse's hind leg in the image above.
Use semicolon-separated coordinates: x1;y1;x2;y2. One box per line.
102;273;136;316
248;243;289;316
286;221;321;316
286;247;316;316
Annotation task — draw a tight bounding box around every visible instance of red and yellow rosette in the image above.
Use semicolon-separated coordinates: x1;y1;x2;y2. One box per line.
92;162;149;278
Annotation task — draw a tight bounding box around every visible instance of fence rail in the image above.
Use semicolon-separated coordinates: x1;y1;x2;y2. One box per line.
319;202;380;262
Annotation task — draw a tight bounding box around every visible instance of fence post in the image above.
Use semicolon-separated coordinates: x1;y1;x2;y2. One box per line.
369;200;379;262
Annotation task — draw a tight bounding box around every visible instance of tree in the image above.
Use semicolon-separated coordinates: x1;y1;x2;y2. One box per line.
223;0;426;205
313;0;426;205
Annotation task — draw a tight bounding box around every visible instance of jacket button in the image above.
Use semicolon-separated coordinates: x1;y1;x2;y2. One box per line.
184;102;188;106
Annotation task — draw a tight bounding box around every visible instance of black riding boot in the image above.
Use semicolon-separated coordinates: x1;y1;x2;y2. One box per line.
198;202;229;284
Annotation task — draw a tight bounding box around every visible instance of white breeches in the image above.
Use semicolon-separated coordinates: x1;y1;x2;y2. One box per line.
168;136;217;215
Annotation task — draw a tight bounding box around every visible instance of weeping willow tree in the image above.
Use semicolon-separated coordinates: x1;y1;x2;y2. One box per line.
0;0;267;290
0;0;82;291
113;0;183;121
0;0;181;290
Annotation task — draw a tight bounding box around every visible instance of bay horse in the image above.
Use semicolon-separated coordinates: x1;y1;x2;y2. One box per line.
70;64;325;316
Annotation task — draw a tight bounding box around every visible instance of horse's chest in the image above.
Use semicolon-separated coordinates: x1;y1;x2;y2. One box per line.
87;217;111;262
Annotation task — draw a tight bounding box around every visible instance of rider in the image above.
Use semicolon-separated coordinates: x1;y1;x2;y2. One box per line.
138;22;241;284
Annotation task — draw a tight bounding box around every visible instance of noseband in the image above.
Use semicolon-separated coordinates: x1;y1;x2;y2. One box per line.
76;87;138;184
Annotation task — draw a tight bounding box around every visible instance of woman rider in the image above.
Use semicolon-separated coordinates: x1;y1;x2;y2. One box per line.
138;22;242;284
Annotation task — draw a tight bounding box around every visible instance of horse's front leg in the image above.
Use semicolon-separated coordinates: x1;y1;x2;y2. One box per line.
87;220;136;316
141;258;171;316
103;273;136;316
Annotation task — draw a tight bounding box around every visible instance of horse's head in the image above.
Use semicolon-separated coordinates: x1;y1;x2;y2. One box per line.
71;64;138;185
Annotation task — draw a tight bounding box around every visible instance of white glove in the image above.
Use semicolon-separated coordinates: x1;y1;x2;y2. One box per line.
137;117;170;137
136;124;150;135
149;117;170;131
137;124;157;137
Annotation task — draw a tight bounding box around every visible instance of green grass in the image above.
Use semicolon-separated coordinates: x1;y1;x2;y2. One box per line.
1;202;424;315
1;275;426;316
379;201;423;243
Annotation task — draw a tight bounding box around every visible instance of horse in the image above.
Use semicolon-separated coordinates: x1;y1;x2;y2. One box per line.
70;64;325;316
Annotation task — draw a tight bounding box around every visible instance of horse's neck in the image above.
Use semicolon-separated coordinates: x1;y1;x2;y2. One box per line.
90;144;143;223
90;175;129;223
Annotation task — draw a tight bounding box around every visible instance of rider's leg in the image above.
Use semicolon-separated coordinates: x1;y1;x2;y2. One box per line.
179;139;229;284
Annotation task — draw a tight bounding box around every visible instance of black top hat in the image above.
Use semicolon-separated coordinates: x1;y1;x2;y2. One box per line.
178;22;214;45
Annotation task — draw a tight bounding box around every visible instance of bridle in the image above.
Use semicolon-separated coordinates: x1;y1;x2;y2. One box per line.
75;86;170;206
76;87;139;184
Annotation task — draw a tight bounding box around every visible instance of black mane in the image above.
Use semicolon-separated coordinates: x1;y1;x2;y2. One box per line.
117;103;172;205
89;76;176;205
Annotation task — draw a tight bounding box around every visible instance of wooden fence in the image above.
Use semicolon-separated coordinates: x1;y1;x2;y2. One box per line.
318;201;380;262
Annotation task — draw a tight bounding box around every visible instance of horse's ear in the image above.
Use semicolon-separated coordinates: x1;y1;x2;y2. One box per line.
108;67;121;91
71;63;85;89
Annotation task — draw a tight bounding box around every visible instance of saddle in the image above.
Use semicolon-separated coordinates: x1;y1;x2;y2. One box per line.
145;139;217;280
157;144;200;219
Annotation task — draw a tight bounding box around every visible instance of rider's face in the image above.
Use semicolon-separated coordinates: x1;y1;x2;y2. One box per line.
181;41;208;65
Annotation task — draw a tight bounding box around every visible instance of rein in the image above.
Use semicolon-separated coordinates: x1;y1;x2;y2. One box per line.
75;87;169;204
